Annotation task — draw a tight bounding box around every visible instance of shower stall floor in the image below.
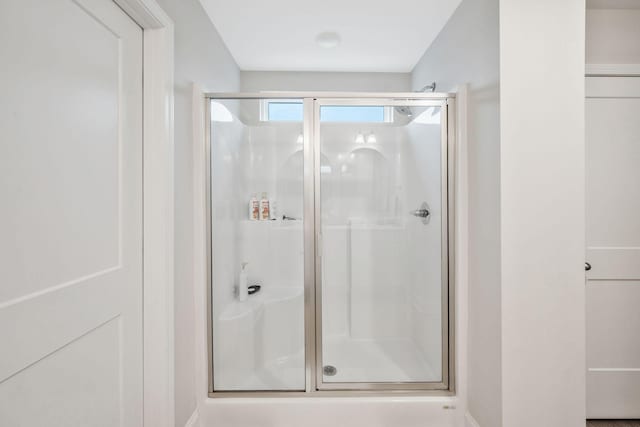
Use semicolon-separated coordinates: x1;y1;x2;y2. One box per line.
220;337;439;391
321;336;439;384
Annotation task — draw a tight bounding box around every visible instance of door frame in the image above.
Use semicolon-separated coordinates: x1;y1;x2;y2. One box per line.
113;1;175;425
311;97;453;392
201;93;456;396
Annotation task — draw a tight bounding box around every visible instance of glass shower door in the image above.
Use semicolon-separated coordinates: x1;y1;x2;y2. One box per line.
315;99;450;389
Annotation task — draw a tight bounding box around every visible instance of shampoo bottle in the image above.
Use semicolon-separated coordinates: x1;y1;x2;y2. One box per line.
260;192;270;220
249;194;259;221
238;262;248;302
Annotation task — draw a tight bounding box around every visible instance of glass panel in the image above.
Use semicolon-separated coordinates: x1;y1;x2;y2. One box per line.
320;105;386;122
319;103;445;384
267;101;304;121
210;99;305;391
266;102;387;123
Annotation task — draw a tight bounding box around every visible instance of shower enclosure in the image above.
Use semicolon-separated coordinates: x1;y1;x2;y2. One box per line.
206;92;455;395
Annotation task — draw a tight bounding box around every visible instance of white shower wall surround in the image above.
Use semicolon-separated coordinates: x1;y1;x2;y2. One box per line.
209;95;452;393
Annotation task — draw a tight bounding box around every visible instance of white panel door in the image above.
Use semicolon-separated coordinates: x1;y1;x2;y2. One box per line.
586;76;640;419
0;0;143;425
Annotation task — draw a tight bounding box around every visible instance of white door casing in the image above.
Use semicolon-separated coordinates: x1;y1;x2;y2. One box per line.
0;0;143;425
114;0;176;425
586;76;640;419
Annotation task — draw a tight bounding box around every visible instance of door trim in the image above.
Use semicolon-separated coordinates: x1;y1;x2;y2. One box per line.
113;1;175;426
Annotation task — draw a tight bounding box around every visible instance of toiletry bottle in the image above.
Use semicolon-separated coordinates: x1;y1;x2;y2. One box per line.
238;262;248;302
270;198;277;220
249;194;259;221
260;192;270;220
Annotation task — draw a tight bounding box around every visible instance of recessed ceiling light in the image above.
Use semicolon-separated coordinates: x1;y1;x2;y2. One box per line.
316;32;341;49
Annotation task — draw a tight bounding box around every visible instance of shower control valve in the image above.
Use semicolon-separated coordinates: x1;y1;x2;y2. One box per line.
410;202;431;224
411;208;430;218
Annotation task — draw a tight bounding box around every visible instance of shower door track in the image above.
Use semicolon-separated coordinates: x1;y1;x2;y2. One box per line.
205;92;456;397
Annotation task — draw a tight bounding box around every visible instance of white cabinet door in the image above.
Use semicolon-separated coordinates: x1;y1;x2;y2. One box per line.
0;0;143;425
586;76;640;419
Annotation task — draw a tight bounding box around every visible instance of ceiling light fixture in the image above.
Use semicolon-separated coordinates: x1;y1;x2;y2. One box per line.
355;133;365;144
316;32;341;49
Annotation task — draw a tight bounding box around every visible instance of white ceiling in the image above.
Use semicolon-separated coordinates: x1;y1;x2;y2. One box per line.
198;0;462;72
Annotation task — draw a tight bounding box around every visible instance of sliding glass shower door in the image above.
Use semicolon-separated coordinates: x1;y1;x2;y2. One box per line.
314;99;451;389
207;95;453;395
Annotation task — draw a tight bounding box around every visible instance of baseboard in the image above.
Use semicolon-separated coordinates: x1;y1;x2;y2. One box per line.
185;409;199;427
465;412;481;427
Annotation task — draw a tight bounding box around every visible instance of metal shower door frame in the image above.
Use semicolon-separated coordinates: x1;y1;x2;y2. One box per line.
310;97;453;392
205;92;456;397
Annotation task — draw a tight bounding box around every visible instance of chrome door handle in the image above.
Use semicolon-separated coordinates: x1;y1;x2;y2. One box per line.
585;262;591;271
411;209;430;218
410;202;431;224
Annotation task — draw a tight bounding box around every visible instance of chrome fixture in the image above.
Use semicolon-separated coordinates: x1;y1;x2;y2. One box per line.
410;202;431;224
323;365;337;376
395;82;437;116
419;82;437;93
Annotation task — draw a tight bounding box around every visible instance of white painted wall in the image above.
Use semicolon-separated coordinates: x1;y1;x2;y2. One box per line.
500;1;585;427
240;71;411;92
586;8;640;65
411;0;501;425
153;0;240;425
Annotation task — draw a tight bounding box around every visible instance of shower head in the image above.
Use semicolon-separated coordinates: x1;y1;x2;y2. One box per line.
394;82;437;117
418;82;437;93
